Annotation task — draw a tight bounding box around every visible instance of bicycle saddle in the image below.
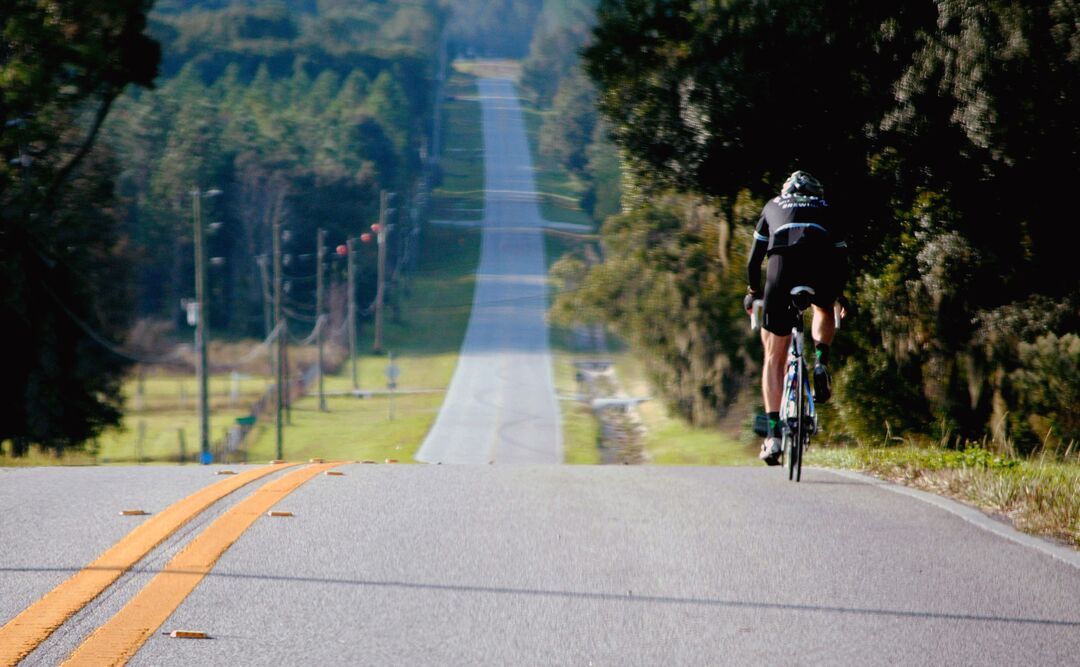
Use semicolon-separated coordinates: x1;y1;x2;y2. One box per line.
789;285;815;312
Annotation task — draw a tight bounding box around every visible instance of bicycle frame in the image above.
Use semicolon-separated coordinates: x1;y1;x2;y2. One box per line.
780;327;815;437
780;290;816;481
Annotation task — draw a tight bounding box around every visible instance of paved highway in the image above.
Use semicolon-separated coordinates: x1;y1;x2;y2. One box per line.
415;76;561;464
3;77;1079;666
2;464;1079;665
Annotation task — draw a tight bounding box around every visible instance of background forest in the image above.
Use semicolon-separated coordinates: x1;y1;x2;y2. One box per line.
555;0;1080;454
3;0;1077;460
1;0;444;454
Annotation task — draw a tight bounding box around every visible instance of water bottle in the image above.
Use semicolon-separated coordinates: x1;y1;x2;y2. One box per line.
750;299;764;331
833;301;842;330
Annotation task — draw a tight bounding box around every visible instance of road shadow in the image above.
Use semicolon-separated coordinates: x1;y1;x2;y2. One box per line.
5;566;1078;629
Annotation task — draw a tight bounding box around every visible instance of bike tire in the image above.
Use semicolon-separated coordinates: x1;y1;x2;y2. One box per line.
793;360;804;482
784;431;795;480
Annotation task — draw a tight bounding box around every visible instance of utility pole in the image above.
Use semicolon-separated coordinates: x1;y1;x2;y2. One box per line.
373;190;394;354
256;254;273;339
347;237;358;391
191;187;221;465
316;228;327;411
272;210;284;460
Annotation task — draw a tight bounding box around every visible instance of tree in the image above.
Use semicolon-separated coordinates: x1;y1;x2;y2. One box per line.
580;0;1080;445
539;71;598;178
0;1;160;454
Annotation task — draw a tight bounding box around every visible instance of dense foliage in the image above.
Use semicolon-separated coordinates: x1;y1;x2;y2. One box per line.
107;1;442;338
522;0;622;222
570;0;1080;450
1;1;161;454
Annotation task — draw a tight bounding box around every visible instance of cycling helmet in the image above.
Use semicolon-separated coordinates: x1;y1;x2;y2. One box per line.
781;170;824;197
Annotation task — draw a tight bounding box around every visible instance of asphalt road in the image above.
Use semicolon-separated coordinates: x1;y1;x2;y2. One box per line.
5;76;1079;667
415;76;561;464
3;464;1079;665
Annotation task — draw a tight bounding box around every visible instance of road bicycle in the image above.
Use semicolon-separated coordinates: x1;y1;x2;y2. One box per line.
751;286;823;482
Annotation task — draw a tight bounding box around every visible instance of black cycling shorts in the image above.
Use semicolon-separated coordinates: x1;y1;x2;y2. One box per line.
762;247;842;335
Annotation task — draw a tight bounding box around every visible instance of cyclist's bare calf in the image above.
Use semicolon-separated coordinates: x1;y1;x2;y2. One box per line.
761;304;836;412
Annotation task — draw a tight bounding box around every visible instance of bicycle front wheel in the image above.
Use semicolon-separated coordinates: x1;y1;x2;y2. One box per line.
793;360;805;482
784;431;796;480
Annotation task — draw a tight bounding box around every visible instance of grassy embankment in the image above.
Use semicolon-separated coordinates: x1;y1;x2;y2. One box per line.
807;443;1080;548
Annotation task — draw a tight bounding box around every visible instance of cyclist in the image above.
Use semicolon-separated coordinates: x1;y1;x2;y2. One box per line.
743;171;848;465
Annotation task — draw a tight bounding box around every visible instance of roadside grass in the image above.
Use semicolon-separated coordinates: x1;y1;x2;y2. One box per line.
544;230;753;466
548;332;602;464
0;448;98;467
519;98;594;227
808;443;1080;548
615;352;757;466
1;376;267;466
244;225;482;463
545;231;602;464
431;63;484;221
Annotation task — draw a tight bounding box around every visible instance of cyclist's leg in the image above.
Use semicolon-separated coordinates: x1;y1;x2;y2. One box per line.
808;244;844;350
811;304;836;347
808;248;842;402
759;254;795;463
761;327;790;413
761;252;796;414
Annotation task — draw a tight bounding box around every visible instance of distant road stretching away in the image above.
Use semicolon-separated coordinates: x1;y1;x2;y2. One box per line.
415;77;562;464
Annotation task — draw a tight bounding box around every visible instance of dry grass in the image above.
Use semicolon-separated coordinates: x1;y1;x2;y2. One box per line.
809;445;1080;548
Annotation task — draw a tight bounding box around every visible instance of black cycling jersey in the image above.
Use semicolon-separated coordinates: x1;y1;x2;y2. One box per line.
746;194;848;293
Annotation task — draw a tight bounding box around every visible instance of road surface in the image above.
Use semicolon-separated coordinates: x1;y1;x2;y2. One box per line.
4;76;1079;667
2;463;1079;665
415;76;562;465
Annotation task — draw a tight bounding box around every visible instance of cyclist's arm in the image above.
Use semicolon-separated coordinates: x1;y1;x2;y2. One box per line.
746;218;769;294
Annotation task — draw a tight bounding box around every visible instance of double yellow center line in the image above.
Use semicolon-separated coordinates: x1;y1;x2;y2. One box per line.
0;462;339;665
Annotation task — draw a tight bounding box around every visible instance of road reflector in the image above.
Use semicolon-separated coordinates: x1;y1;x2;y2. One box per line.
325;471;344;476
216;470;237;475
167;630;209;639
385;459;398;464
269;459;286;464
309;457;324;463
267;511;293;517
119;510;149;516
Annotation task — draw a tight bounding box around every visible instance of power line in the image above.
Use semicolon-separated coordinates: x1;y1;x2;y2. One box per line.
42;283;190;366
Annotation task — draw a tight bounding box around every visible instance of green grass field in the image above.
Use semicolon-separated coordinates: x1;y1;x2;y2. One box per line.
244;225;482;463
92;370;273;464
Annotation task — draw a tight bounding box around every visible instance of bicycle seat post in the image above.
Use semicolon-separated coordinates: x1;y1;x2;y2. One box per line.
789;286;815;336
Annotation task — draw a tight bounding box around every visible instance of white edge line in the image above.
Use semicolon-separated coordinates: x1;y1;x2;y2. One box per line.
820;467;1080;571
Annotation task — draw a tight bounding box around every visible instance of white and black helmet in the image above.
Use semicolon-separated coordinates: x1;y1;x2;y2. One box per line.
781;170;824;197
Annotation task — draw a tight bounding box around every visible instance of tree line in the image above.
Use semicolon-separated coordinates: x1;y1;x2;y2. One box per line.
0;0;444;455
556;0;1080;452
520;0;622;223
